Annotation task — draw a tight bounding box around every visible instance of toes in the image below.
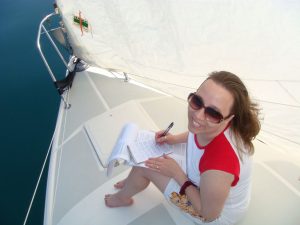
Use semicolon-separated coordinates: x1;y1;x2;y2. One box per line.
114;182;121;188
104;194;134;208
104;194;111;199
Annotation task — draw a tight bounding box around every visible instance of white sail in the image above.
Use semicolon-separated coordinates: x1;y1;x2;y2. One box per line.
56;0;300;153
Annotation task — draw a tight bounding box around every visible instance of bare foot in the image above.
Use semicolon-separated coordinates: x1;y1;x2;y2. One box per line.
114;179;126;189
104;194;133;208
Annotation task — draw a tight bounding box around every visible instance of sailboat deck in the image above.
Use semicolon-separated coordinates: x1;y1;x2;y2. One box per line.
46;69;300;225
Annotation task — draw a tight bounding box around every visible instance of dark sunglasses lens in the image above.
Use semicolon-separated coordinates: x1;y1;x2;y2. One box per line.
189;94;203;110
188;93;224;123
205;107;223;123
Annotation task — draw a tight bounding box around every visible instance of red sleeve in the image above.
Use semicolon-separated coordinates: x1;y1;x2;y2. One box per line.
199;133;240;186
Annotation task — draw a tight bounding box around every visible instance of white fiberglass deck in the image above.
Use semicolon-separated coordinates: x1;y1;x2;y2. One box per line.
44;69;300;225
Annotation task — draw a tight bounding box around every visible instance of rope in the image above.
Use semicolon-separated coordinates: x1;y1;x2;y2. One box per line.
22;126;56;225
22;89;70;225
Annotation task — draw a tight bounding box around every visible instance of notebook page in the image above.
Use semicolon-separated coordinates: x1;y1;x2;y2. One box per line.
128;130;172;163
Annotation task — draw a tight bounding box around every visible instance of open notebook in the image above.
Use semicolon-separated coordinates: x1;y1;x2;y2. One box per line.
106;123;186;176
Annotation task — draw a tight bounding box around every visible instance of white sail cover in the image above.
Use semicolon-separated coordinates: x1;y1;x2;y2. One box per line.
56;0;300;154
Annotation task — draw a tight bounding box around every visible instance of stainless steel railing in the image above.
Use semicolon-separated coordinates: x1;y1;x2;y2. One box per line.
37;12;75;108
37;12;72;83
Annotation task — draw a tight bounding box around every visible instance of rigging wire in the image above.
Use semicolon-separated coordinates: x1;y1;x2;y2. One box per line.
22;89;70;225
22;124;57;225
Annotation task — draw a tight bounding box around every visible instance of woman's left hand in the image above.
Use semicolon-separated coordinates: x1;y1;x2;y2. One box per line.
145;154;185;180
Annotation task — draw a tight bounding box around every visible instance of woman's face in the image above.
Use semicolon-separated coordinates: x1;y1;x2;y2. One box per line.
188;79;234;137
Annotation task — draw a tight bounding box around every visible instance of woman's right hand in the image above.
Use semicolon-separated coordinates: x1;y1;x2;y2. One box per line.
155;130;175;145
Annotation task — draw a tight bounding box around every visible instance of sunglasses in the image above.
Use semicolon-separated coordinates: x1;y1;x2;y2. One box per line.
188;93;232;124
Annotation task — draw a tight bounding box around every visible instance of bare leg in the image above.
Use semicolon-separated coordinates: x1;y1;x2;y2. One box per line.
105;167;171;208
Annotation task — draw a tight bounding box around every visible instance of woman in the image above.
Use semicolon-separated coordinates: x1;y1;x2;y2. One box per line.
105;71;261;224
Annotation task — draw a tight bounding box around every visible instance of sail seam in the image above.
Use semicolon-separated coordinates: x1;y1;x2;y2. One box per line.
277;81;300;104
257;161;300;198
260;129;300;146
253;99;300;108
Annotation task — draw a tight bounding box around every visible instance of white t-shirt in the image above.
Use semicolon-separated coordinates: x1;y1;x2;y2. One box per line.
165;129;253;225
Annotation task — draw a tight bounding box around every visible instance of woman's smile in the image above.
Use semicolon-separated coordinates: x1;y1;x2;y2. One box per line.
192;119;204;129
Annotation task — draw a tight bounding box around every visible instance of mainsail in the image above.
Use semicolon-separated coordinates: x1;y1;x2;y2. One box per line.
56;0;300;154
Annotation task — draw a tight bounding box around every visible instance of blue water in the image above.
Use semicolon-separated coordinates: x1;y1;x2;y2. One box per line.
0;1;66;224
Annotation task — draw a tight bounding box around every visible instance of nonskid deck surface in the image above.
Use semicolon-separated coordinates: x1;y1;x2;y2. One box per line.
46;69;300;225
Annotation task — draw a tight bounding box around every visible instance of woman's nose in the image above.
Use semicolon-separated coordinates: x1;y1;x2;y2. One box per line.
194;107;206;121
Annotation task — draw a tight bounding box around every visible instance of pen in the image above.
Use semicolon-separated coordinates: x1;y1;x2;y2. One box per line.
160;122;174;137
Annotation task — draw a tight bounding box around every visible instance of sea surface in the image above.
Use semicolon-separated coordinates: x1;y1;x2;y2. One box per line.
0;1;66;224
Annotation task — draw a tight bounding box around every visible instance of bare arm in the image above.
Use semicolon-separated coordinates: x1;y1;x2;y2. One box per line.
148;154;234;221
153;131;233;220
175;170;234;221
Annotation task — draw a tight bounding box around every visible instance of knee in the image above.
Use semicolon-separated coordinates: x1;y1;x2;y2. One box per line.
132;166;148;175
131;166;155;179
